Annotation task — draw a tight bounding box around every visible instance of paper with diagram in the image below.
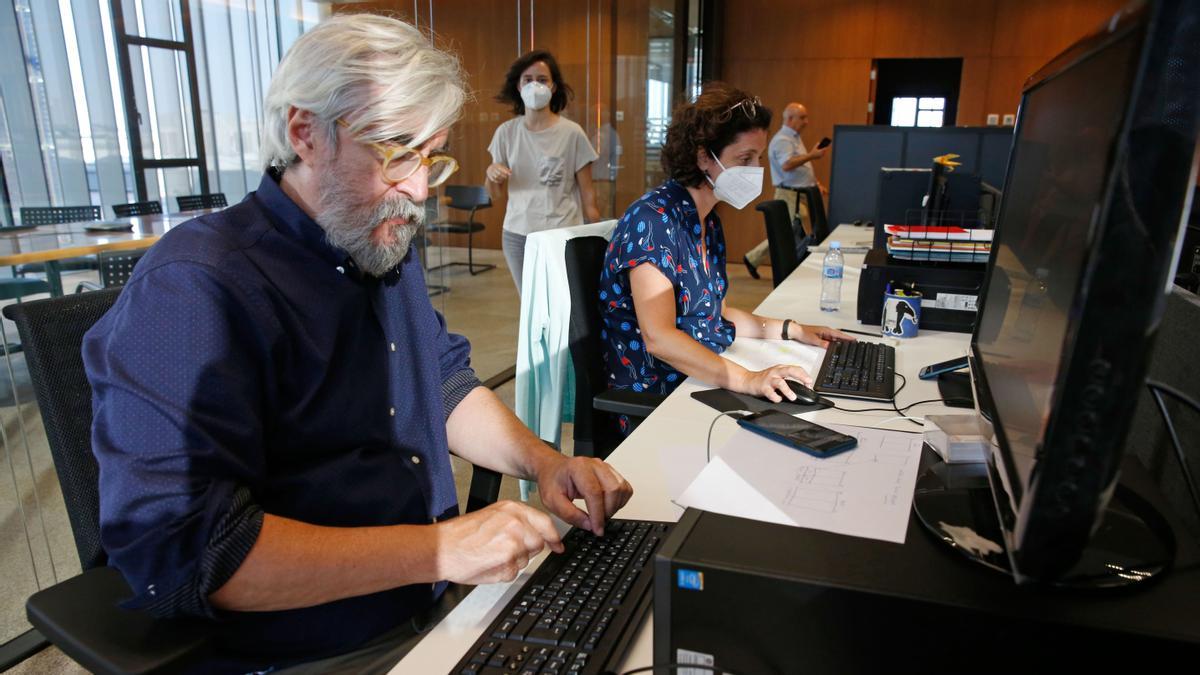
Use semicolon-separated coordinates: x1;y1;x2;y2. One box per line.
675;423;925;543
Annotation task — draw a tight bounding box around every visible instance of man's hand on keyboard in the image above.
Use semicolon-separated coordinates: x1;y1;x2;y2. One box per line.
436;500;564;584
536;456;634;538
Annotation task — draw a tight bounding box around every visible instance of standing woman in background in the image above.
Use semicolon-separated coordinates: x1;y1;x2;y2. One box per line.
487;50;601;294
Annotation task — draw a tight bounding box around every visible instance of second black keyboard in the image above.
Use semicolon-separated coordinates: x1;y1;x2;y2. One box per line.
452;519;673;675
814;339;896;401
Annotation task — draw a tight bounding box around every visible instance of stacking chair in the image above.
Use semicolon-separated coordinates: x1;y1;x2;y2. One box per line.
4;290;503;673
15;206;101;276
75;250;147;293
563;236;666;459
175;193;227;212
755;200;802;288
428;185;495;275
111;201;162;218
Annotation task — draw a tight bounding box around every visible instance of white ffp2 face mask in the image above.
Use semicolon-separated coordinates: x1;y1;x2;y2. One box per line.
706;153;763;210
520;81;552;111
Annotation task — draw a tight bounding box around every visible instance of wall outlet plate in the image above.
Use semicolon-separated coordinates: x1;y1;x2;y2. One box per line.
1002;113;1016;126
986;113;999;125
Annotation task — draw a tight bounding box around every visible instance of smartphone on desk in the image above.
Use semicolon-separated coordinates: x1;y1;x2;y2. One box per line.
737;410;857;459
918;355;969;380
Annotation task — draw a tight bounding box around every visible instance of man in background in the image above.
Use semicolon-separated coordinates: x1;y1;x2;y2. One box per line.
743;102;828;278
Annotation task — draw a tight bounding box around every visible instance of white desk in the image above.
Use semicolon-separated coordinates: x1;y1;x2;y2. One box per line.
392;224;973;674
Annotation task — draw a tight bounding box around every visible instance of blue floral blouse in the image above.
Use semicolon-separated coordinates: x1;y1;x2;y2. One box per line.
599;180;735;401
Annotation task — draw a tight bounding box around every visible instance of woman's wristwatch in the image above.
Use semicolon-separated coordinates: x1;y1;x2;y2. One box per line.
781;319;793;340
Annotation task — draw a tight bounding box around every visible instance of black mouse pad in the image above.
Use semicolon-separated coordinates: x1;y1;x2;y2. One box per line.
691;387;832;416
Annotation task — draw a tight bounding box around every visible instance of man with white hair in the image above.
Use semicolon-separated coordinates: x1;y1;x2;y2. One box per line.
82;14;632;673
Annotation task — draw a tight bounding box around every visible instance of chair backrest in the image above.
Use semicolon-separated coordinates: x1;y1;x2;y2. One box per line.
175;193;227;212
2;288;122;570
565;236;625;459
800;186;830;243
97;249;147;288
1128;286;1200;541
112;200;162;218
19;205;102;227
444;185;491;211
756;199;801;288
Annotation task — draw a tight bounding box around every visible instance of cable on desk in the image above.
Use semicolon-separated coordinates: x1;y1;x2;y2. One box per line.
1145;380;1200;521
620;664;741;675
706;409;751;463
827;372;972;427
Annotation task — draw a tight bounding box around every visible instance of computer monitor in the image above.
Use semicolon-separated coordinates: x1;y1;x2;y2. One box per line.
916;0;1199;587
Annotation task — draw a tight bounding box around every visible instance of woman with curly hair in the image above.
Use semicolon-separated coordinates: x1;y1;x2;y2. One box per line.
487;50;601;294
599;83;852;417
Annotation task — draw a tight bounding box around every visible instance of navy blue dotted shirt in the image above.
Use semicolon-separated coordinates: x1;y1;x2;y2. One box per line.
599;180;734;405
82;172;479;669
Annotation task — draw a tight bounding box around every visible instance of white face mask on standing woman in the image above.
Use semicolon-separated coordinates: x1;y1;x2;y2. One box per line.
706;152;763;210
520;81;552;111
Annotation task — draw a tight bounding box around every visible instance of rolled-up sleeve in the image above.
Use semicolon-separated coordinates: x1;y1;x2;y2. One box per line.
431;308;480;418
84;261;275;618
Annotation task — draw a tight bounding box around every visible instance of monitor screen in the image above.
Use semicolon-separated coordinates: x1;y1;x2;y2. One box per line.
972;28;1141;501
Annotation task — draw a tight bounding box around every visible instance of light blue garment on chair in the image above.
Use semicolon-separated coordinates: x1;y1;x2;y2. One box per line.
515;220;618;500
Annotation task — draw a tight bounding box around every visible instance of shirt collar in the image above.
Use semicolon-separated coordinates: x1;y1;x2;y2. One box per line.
662;179;698;218
253;170;406;284
778;125;800;140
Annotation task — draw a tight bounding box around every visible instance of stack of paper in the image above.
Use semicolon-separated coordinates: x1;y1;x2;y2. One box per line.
884;225;992;263
674;422;926;544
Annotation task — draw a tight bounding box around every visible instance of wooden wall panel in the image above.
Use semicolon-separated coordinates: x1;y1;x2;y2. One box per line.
330;0;1125;253
716;0;1126;257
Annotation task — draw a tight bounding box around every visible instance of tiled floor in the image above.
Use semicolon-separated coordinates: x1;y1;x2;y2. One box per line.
1;244;773;673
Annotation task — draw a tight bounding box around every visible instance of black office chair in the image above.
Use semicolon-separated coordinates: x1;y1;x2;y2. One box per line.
175;193;227;212
75;249;147;292
428;185;495;275
15;206;101;276
755;200;802;288
1128;287;1200;542
112;201;162;218
4;290;502;674
800;186;830;244
564;236;666;460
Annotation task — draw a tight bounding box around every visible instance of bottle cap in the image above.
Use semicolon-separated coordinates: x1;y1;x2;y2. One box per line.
829;241;841;249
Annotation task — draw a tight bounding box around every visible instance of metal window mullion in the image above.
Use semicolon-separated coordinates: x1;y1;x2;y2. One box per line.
194;0;220;196
110;0;148;199
223;1;247;197
179;0;208;193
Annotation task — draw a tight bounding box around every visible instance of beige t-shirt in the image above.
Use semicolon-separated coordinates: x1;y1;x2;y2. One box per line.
488;116;599;235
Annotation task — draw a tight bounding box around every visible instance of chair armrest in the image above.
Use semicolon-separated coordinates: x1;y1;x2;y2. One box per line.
26;567;216;675
593;389;667;419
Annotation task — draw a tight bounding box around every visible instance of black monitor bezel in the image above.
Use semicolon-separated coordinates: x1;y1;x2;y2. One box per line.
967;0;1197;582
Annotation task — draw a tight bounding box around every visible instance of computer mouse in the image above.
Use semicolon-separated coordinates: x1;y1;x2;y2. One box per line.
785;380;820;405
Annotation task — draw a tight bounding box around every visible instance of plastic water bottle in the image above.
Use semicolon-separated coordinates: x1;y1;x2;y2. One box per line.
820;242;844;312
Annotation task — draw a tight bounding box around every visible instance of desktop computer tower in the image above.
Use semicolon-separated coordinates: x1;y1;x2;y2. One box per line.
654;465;1200;674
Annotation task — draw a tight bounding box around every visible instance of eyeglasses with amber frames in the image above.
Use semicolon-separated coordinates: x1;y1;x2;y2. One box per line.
336;119;459;187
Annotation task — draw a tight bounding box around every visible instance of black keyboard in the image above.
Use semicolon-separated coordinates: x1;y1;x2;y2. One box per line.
814;339;896;401
452;519;672;675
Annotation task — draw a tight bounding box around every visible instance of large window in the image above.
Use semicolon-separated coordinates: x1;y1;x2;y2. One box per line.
0;0;326;225
890;96;946;128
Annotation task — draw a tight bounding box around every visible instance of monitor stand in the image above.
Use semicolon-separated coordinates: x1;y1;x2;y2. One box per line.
912;453;1176;590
